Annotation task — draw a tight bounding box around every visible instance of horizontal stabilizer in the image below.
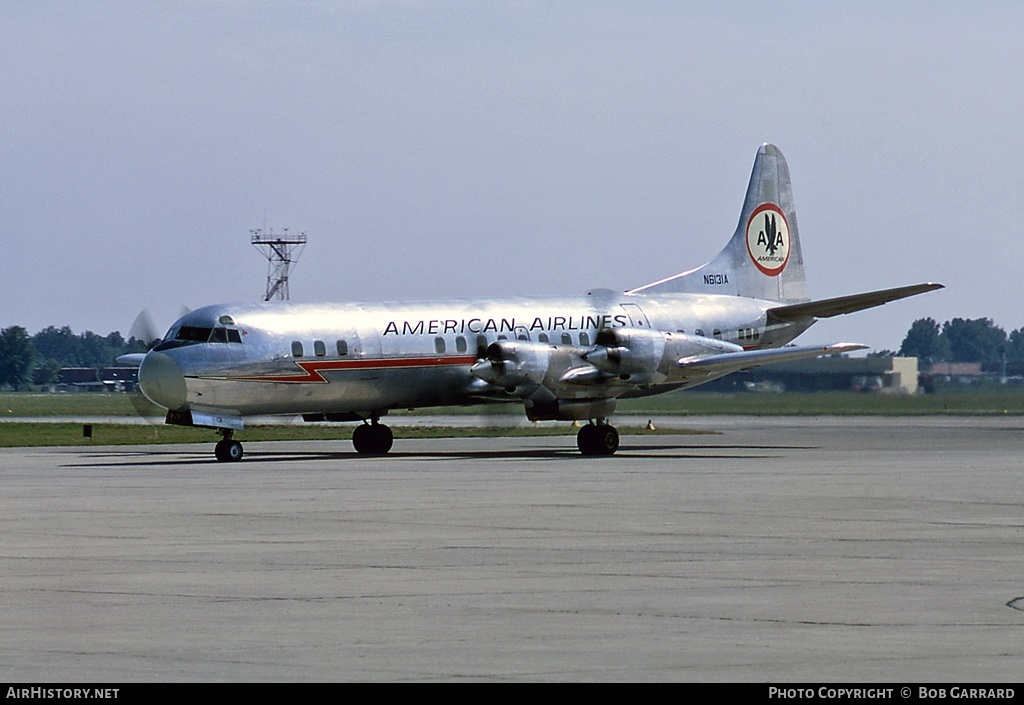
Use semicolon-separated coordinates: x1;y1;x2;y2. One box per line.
676;342;868;378
768;283;943;322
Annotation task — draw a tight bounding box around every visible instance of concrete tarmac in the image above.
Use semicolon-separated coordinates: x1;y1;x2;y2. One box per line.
1;416;1022;682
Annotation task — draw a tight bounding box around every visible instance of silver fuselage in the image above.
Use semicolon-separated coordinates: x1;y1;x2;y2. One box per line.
138;290;812;419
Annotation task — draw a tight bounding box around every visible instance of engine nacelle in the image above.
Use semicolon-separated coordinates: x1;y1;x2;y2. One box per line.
585;327;666;379
583;327;744;383
469;340;553;396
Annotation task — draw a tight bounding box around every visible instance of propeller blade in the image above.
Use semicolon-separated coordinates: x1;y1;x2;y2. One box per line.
128;309;161;349
122;308;186;423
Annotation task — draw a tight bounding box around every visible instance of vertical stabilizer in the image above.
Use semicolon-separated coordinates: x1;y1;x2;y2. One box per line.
629;143;808;303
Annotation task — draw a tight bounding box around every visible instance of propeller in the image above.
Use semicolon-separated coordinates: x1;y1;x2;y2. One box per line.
459;339;527;437
129;309;162;348
117;307;188;422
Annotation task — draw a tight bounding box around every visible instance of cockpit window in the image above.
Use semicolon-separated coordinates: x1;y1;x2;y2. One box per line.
153;324;240;351
177;326;214;342
175;326;241;344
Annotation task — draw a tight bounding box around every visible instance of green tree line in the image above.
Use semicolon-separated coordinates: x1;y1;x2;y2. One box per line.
897;317;1024;365
0;325;147;390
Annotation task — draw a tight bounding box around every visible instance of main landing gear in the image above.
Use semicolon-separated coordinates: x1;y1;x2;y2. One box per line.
214;429;244;462
352;420;394;455
577;421;619;456
210;418;607;459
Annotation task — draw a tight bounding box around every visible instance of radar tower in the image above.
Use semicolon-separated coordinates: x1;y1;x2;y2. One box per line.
250;228;307;301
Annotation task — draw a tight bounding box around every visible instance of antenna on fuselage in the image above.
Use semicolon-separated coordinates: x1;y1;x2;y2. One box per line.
250;228;307;301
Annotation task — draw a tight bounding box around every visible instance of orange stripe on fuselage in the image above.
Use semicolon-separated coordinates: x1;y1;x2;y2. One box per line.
225;355;480;384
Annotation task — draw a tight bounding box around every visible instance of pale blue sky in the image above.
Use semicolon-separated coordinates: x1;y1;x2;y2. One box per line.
3;1;1022;350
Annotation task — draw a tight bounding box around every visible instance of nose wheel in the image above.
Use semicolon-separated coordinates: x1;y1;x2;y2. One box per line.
577;422;619;456
352;421;394;455
214;437;244;462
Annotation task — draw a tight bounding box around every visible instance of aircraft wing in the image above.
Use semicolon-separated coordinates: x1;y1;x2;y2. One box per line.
767;283;943;322
115;353;147;367
675;342;868;378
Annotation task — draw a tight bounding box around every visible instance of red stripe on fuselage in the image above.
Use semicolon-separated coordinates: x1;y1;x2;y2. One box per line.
225;355;480;384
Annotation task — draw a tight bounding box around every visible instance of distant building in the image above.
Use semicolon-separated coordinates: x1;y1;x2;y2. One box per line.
703;356;920;394
919;361;987;392
924;362;984;377
47;366;139;392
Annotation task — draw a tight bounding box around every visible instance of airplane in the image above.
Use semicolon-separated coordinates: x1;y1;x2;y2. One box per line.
120;143;942;461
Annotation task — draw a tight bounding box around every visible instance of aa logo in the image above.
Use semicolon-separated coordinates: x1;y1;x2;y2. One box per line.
745;203;790;276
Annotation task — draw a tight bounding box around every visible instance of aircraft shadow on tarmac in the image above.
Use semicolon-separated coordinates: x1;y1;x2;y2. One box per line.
64;441;816;468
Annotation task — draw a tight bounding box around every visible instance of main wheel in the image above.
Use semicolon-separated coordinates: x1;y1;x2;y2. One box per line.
214;439;244;462
577;424;619;456
353;423;394;455
577;424;600;455
371;424;394;454
595;424;619;456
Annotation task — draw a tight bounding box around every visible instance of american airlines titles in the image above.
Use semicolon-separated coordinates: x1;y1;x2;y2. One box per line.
382;313;632;337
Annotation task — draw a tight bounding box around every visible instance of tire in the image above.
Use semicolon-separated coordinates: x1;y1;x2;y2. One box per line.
596;425;619;456
577;424;619;456
215;439;244;462
352;424;372;454
577;424;600;455
353;423;393;455
373;424;394;454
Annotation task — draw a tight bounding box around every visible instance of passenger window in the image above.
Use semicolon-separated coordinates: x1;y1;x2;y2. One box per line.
579;332;591;346
538;333;549;344
291;341;303;357
561;333;572;345
314;340;326;357
713;329;722;339
336;340;348;356
434;337;446;354
695;329;705;337
475;335;488;357
456;336;467;353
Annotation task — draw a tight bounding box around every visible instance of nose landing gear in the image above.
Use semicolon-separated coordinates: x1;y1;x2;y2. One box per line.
214;430;244;462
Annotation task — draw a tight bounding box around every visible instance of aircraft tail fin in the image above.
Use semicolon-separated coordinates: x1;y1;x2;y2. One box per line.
628;143;808;303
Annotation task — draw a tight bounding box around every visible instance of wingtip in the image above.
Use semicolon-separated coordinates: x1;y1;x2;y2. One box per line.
826;342;870;353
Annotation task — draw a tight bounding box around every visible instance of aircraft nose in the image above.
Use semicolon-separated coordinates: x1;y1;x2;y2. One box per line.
138;351;188;411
